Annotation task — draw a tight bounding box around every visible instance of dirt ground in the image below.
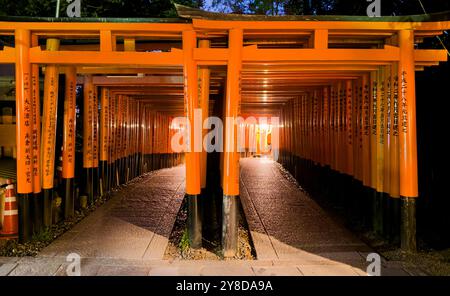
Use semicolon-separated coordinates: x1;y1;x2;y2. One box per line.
381;248;450;276
164;198;255;260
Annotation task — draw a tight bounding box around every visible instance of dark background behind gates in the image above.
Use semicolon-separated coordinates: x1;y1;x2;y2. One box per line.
0;0;449;248
416;49;450;248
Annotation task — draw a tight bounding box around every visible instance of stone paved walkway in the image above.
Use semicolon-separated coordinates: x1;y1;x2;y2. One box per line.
43;166;185;261
240;158;369;258
0;161;417;276
238;158;414;276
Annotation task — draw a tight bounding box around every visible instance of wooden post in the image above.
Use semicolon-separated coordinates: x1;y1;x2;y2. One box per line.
83;75;95;204
222;28;243;258
30;34;43;234
199;39;211;190
109;93;116;189
15;29;33;242
100;88;110;197
41;38;60;227
183;30;202;248
399;30;418;252
92;85;99;198
62;67;77;219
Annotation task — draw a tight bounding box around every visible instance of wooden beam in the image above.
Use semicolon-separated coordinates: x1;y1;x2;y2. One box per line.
242;45;401;62
29;47;184;66
314;29;328;49
0;46;15;64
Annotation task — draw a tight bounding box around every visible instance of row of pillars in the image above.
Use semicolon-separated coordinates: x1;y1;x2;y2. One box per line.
14;29;182;242
278;30;418;251
13;27;418;254
82;77;181;205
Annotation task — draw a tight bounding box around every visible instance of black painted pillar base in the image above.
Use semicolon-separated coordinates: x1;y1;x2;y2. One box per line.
222;195;239;258
18;193;32;243
118;158;123;184
32;192;43;235
99;160;107;197
351;180;364;227
147;154;153;172
401;197;417;252
293;156;299;182
92;167;99;201
389;197;401;244
108;162;114;192
114;159;119;187
381;193;390;239
84;168;93;205
187;194;202;249
372;190;383;235
125;156;130;182
62;178;74;220
137;153;143;175
43;188;53;228
199;188;206;226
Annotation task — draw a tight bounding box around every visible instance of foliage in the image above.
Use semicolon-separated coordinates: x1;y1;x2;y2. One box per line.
1;0;449;18
209;0;450;16
179;228;190;252
0;0;203;18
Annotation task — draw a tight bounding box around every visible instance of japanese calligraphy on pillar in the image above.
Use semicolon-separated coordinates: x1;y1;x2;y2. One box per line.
362;75;371;187
92;87;99;168
15;29;33;194
116;95;122;161
393;75;399;137
346;82;353;147
390;68;400;198
31;65;41;192
62;68;77;179
371;80;378;137
379;77;385;145
401;71;408;134
386;73;392;137
358;81;363;151
83;77;94;168
100;88;110;162
23;72;32;188
42;66;59;189
109;94;115;164
363;81;370;137
122;97;128;158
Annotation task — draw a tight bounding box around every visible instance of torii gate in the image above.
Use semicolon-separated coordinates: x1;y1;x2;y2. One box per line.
0;4;449;256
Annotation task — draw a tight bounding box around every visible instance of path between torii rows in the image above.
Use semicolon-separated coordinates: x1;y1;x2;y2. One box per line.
0;158;416;276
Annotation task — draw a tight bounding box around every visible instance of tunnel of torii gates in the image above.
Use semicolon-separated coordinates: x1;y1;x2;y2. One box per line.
1;5;450;257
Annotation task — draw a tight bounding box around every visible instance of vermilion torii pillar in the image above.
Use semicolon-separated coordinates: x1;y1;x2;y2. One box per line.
222;28;243;258
15;28;33;242
30;35;42;234
41;38;60;227
62;67;77;219
199;39;211;192
398;30;419;252
183;30;202;248
83;75;95;205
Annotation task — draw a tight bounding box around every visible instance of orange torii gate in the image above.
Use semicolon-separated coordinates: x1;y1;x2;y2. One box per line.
0;5;449;256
